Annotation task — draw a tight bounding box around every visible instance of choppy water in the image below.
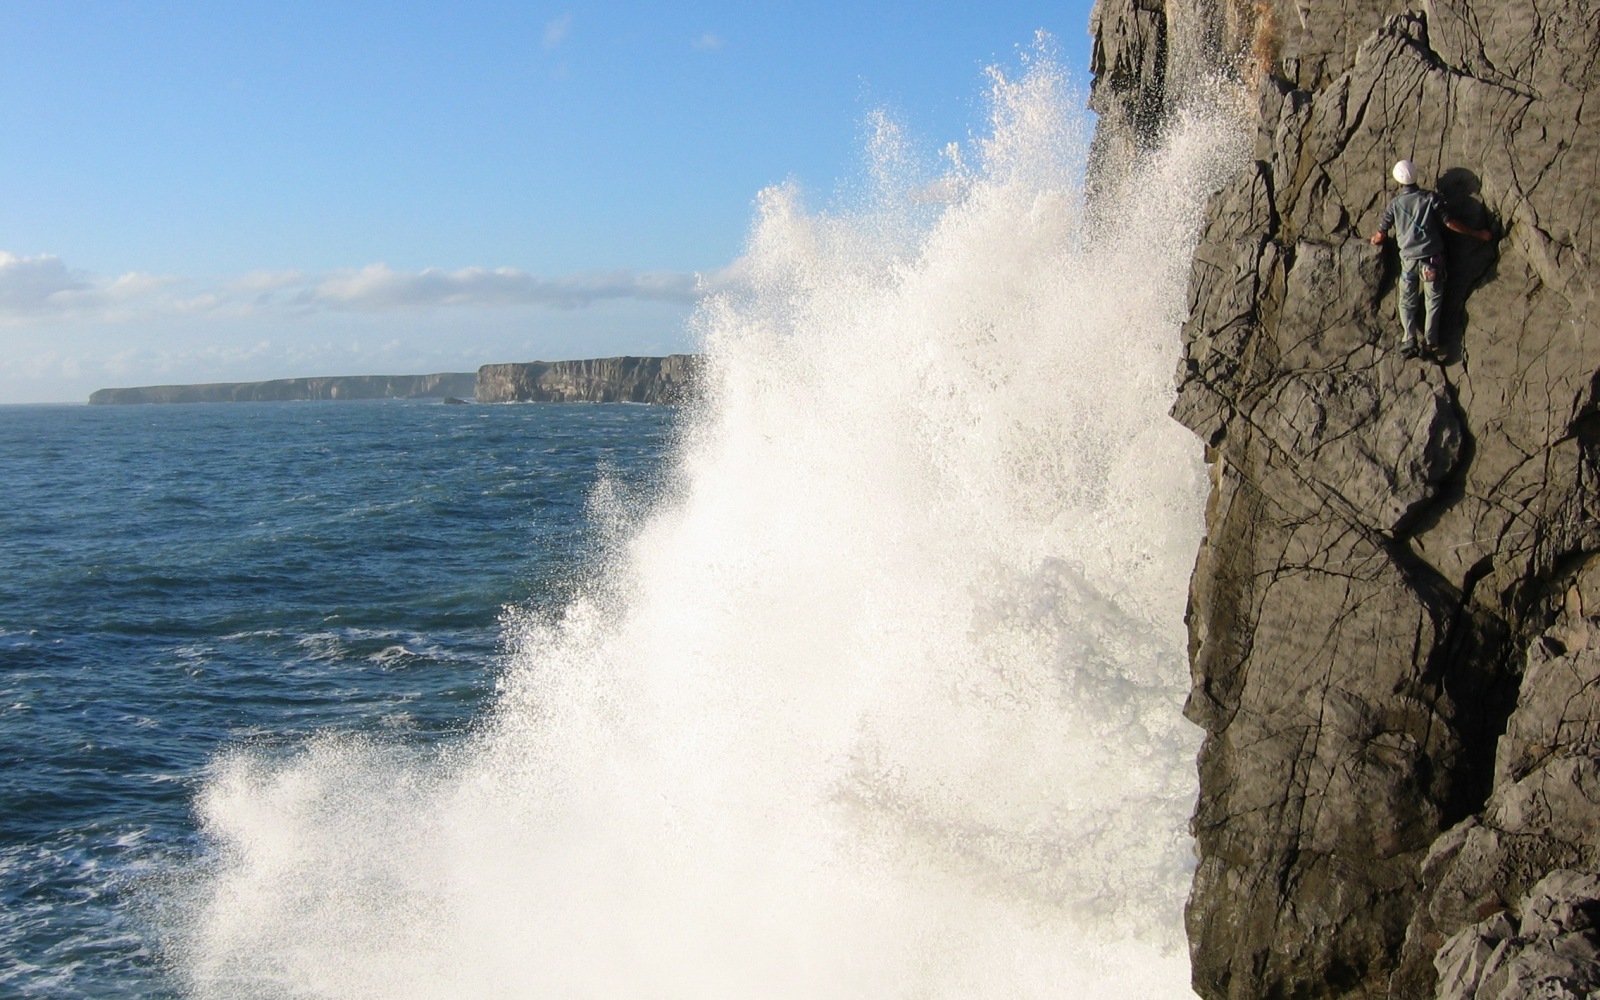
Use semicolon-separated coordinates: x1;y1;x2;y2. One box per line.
0;400;675;997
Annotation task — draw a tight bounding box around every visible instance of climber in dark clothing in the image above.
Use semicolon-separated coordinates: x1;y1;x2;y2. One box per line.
1370;159;1494;360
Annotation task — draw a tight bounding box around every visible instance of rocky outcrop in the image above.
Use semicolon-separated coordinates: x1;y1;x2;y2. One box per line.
475;355;699;404
1089;1;1600;998
1409;610;1600;998
1432;870;1600;1000
89;372;477;405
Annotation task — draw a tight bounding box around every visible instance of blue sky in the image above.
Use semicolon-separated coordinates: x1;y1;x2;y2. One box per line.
0;1;1097;403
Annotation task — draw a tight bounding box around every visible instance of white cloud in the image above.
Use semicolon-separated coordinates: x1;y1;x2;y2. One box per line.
229;269;307;293
0;252;709;324
543;13;572;50
309;263;700;310
106;272;178;299
692;32;725;51
0;252;90;311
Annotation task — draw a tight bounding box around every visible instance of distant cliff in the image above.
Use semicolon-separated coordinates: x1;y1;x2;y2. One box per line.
475;355;700;404
1090;1;1600;998
89;372;477;405
88;356;703;406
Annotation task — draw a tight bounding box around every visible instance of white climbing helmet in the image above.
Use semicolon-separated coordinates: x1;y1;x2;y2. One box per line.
1392;159;1417;185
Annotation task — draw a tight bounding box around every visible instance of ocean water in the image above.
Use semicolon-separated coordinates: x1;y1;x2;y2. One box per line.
5;51;1246;1000
0;400;677;997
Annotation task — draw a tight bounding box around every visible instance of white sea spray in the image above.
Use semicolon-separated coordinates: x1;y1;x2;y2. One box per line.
170;50;1247;999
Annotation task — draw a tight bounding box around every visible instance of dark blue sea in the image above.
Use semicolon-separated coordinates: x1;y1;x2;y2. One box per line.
0;399;676;998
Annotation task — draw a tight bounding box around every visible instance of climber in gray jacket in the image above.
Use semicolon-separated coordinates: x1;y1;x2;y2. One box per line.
1370;159;1494;360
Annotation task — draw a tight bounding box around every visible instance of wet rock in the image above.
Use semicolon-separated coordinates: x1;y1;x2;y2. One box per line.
1088;0;1168;155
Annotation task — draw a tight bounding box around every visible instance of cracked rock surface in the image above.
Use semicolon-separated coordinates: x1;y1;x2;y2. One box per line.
1433;870;1600;1000
1089;1;1600;998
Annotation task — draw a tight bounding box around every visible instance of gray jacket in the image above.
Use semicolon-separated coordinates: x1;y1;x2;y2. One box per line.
1379;185;1453;260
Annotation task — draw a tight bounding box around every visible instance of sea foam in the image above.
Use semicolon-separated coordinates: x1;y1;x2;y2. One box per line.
170;48;1245;999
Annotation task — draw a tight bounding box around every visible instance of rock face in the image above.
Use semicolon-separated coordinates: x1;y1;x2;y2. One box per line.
1089;1;1600;998
475;355;700;404
89;372;477;405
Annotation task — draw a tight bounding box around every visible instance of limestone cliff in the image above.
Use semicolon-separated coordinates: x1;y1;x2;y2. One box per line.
89;372;476;405
1090;1;1600;997
475;355;699;404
